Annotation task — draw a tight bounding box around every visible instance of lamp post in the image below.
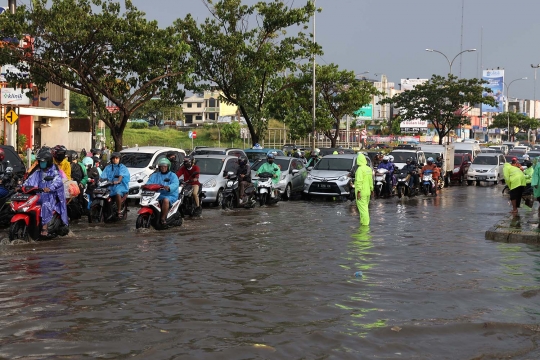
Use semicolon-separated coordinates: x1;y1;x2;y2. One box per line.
532;64;540;120
504;77;527;141
425;48;476;75
311;0;316;152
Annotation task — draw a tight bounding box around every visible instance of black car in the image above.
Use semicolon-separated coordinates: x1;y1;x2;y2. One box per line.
319;147;356;156
1;145;26;177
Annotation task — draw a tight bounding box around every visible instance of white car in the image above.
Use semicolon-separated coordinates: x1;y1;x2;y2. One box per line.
466;153;505;186
120;146;186;199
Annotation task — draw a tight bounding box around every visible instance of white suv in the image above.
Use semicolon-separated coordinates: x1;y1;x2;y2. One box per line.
120;146;186;199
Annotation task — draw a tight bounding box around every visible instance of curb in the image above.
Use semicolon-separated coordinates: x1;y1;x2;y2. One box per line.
485;217;540;244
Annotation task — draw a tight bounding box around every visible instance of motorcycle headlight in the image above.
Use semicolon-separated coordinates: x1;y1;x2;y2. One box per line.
203;178;217;188
453;168;459;173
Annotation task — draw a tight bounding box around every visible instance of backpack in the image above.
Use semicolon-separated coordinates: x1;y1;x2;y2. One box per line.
71;163;84;183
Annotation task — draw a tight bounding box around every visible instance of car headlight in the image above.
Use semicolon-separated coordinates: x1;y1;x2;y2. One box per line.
280;174;287;181
203;178;217;188
338;175;347;182
307;174;313;180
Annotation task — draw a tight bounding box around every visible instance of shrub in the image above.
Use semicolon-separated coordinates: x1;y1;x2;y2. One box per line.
130;121;148;129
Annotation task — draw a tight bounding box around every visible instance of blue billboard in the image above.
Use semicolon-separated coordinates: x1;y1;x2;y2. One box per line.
482;69;504;113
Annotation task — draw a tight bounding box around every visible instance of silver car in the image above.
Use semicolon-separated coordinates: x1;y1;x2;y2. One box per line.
466;153;505;185
192;155;240;206
250;156;307;200
303;154;370;197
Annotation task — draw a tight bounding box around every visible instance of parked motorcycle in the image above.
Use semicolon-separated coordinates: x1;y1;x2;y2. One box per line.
421;169;436;196
179;179;205;217
88;179;128;223
396;169;418;198
222;172;256;210
136;184;183;230
9;186;69;242
255;172;279;206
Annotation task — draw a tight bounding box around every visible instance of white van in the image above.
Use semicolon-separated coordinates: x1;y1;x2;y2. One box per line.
453;142;481;160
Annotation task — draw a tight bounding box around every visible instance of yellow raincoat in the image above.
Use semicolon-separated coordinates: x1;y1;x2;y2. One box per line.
53;158;71;180
354;153;373;226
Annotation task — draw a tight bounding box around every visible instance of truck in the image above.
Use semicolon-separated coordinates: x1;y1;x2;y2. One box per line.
420;144;455;187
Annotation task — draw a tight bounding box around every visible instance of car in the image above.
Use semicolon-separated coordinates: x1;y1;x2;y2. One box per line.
502;141;519;151
480;148;498;153
194;154;240;206
504;154;525;164
303;153;372;198
489;145;508;154
450;152;472;184
527;150;540;159
318;148;356;156
283;144;308;154
1;145;26;177
367;143;391;149
190;147;246;158
466;153;505;185
121;146;186;199
532;145;540;151
512;145;530;153
251;156;307;200
244;148;285;165
389;147;427;170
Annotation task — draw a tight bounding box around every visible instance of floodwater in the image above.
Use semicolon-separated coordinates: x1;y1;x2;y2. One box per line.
1;185;540;359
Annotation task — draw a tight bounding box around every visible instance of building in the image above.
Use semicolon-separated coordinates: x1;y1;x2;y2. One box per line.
182;90;238;125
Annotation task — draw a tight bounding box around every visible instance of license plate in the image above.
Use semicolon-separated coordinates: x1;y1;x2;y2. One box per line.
12;194;30;201
477;176;487;180
94;189;107;195
141;191;155;196
318;184;331;188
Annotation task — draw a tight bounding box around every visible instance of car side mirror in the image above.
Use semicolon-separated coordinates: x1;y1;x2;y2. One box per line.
307;166;313;171
149;165;155;170
292;169;299;174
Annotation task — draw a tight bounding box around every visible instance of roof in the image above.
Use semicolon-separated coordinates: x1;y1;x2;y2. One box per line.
323;154;358;159
193;154;237;160
244;148;282;153
121;146;186;154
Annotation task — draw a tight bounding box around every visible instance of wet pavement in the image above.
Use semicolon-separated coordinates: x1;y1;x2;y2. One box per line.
2;185;540;359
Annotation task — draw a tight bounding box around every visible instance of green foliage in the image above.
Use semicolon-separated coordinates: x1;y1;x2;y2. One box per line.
69;92;90;118
16;133;27;153
129;121;149;129
0;0;191;151
221;122;240;141
270;63;379;147
176;0;319;145
380;74;496;144
391;117;401;135
490;112;539;141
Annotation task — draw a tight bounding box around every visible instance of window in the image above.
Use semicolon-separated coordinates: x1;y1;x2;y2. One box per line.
208;113;216;121
69;118;91;132
197;103;202;108
187;103;192;108
472;156;498;165
121;153;154;168
313;158;353;171
196;158;225;175
208;98;216;107
224;158;239;173
195;115;202;121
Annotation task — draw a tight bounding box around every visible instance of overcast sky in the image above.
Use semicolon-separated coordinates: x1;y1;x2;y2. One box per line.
131;0;540;100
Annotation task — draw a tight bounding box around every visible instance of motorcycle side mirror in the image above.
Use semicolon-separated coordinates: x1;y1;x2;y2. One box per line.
292;169;299;174
43;176;54;181
164;178;170;182
227;171;234;176
467;161;472;164
137;179;144;183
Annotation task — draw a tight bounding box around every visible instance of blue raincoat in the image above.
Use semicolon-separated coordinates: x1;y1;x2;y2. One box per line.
23;165;68;226
101;163;130;196
147;170;179;204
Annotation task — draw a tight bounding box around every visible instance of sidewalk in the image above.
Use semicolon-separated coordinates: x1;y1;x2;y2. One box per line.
485;209;540;244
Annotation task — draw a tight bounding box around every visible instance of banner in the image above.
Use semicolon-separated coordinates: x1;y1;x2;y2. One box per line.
400;78;428;91
1;88;31;105
481;69;504;113
354;104;372;120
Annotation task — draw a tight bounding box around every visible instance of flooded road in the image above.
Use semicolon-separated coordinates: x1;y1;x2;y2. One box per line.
2;185;540;359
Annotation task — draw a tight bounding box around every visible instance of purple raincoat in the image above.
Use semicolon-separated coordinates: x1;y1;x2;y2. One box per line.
23;165;69;226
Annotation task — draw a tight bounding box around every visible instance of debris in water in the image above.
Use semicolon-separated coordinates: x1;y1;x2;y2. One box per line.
391;326;402;332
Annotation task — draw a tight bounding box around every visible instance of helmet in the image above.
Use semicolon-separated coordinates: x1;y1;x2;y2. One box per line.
92;156;100;165
36;148;53;168
110;152;121;160
91;148;101;156
158;158;171;171
238;156;248;166
66;150;78;162
382;155;389;161
253;143;262;149
427;157;434;163
52;145;67;161
388;155;394;162
183;156;193;167
166;151;176;161
511;157;518;162
267;152;275;159
0;148;4;162
406;158;411;163
523;154;530;160
82;156;94;168
312;148;320;156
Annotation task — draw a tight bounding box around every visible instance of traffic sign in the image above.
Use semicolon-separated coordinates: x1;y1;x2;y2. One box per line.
192;131;197;139
188;131;193;139
5;109;18;125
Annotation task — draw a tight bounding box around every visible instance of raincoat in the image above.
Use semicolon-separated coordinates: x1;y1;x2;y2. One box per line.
354;153;373;226
503;163;526;191
54;158;72;180
531;160;540;198
524;166;533;185
23;165;68;226
147;170;179;204
101;163;130;196
257;161;281;184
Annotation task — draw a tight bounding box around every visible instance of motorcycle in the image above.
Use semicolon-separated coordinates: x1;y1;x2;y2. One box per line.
136;183;183;230
222;172;256;210
255;172;279;206
396;169;418;198
179;179;206;217
9;186;69;242
88;179;128;223
421;169;436;196
374;168;390;198
0;167;19;227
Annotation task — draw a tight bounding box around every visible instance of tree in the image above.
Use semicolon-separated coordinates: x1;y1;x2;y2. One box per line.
0;0;191;151
270;63;378;147
221;122;241;142
69;92;90;118
490;112;539;142
380;74;497;145
175;0;319;145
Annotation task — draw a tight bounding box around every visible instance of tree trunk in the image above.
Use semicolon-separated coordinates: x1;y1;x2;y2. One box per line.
109;113;129;152
238;105;259;146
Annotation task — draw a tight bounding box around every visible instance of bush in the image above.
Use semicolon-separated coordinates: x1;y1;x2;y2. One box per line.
130;121;149;129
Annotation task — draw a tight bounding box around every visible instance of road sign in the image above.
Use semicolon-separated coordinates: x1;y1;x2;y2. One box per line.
188;131;193;139
106;106;119;113
5;109;18;125
192;131;197;139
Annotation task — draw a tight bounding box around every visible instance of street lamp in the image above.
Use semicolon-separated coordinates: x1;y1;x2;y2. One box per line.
504;77;527;141
311;0;316;152
531;64;540;119
425;48;476;75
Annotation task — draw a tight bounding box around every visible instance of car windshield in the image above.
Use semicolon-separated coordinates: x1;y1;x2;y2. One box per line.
527;152;540;158
389;151;415;163
313;157;353;171
424;152;440;160
246;152;268;163
195;158;225;175
193;149;226;155
473;156;498;165
252;158;290;172
454;155;465;165
455;149;472;156
121;153;154;168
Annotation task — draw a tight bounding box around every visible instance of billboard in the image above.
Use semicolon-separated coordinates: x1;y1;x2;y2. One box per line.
1;87;31;105
354;104;372;120
400;119;428;128
400;78;428;91
481;69;504;113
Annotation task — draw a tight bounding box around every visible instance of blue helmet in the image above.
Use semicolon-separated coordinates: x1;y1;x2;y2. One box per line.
253;143;262;149
267;152;275;159
427;157;434;163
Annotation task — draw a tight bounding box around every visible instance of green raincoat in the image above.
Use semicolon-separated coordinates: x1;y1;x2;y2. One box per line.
503;163;525;191
524;166;533;185
531;161;540;198
354;153;373;226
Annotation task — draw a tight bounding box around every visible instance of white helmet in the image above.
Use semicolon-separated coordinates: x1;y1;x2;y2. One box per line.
388;155;394;162
383;155;389;161
523;154;530;160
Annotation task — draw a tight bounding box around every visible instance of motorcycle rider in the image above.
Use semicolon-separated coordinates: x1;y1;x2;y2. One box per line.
420;157;440;196
257;152;281;198
235;156;251;205
23;149;68;236
402;157;419;190
52;145;71;180
100;152;130;218
377;155;394;197
147;158;179;225
306;148;321;168
166;152;181;174
176;156;201;215
522;155;533;185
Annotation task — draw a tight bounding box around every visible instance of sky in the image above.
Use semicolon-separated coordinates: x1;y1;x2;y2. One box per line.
130;0;540;100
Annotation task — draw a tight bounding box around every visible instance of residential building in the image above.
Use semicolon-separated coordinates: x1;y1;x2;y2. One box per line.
182;90;238;125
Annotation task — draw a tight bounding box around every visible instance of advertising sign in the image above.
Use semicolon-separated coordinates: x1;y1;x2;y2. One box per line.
481;69;504;113
354;104;372;120
400;78;428;91
1;87;31;105
400;119;428;128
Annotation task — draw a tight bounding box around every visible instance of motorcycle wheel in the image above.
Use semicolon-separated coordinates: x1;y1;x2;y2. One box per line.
135;214;151;229
423;184;429;196
397;186;402;199
259;193;267;206
222;196;234;210
283;184;292;201
9;220;30;242
88;205;103;223
173;216;183;227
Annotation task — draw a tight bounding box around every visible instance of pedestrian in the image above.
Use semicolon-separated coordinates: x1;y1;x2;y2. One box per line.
354;153;373;226
531;158;540;217
504;160;526;214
